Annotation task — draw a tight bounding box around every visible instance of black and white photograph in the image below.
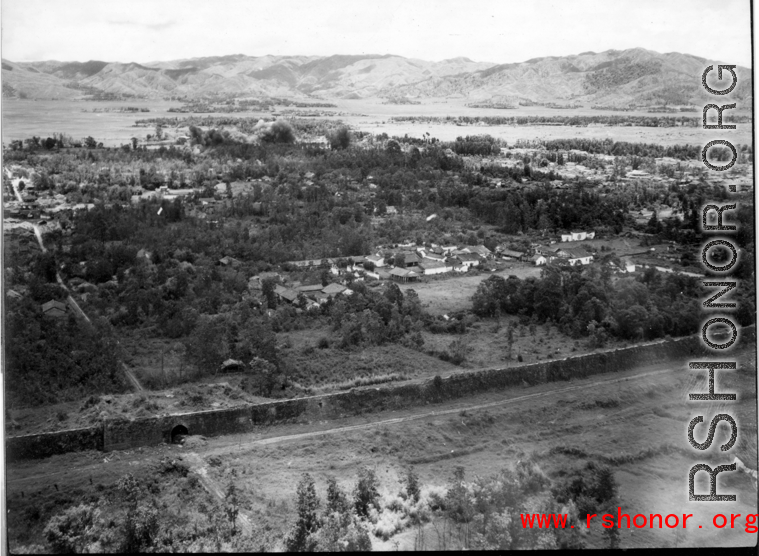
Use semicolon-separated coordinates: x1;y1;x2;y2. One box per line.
1;0;756;551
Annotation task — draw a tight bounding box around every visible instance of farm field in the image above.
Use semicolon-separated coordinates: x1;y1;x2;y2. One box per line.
3;98;752;148
6;347;756;551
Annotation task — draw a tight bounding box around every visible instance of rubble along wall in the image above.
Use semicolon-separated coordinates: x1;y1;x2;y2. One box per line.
7;328;754;460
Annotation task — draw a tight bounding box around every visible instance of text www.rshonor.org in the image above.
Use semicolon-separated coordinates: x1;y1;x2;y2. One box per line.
520;509;759;532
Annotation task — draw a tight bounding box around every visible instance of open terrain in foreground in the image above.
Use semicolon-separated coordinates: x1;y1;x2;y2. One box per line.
6;348;756;550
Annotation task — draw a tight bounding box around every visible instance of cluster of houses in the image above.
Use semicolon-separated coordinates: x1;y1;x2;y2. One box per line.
247;271;354;311
275;229;603;295
492;229;597;266
494;241;594;267
366;243;495;282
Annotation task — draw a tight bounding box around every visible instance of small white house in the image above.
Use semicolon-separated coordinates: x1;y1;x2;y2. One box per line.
456;253;481;268
565;248;592;266
560;230;595;242
364;255;386;268
531;254;547;266
419;260;451;275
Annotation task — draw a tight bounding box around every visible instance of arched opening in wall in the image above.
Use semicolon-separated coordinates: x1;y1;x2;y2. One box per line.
171;424;189;444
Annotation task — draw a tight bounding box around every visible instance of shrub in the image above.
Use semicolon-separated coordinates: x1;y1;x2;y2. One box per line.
325;476;350;515
353;467;380;519
423;485;448;511
515;460;550;494
372;509;405;540
448;337;472;365
43;504;100;553
401;467;421;503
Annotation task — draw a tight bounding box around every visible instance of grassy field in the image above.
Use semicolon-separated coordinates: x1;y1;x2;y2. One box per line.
398;264;542;315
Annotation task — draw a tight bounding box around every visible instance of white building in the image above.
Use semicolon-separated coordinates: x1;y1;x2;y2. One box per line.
364;254;386;268
560;230;595;242
418;260;451;275
565;248;593;266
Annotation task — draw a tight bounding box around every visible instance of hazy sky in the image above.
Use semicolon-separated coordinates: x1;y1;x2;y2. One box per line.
1;0;753;66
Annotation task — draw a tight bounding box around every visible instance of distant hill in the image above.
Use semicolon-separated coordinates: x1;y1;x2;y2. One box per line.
1;48;751;107
390;48;752;108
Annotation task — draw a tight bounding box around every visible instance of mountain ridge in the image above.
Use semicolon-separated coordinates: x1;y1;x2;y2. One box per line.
2;48;751;107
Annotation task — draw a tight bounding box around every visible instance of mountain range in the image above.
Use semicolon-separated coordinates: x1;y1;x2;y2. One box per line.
1;48;752;107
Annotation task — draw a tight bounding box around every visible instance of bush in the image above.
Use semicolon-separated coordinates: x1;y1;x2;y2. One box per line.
328;126;351;150
353;467;380;519
43;504;100;553
402;467;421;503
260;120;296;144
551;462;617;515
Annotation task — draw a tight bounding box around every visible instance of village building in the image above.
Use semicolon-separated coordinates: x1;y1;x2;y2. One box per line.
563;247;593;266
41;299;68;318
463;245;492;258
274;285;299;303
531;254;547;266
627;169;651;178
309;291;331;304
220;359;245;372
418;260;451;275
456;253;481;268
560;230;596;242
290;258;333;269
498;248;524;261
394;252;421;268
322;282;350;296
418;248;446;262
217;256;241;268
389;267;419;282
364;254;386;268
